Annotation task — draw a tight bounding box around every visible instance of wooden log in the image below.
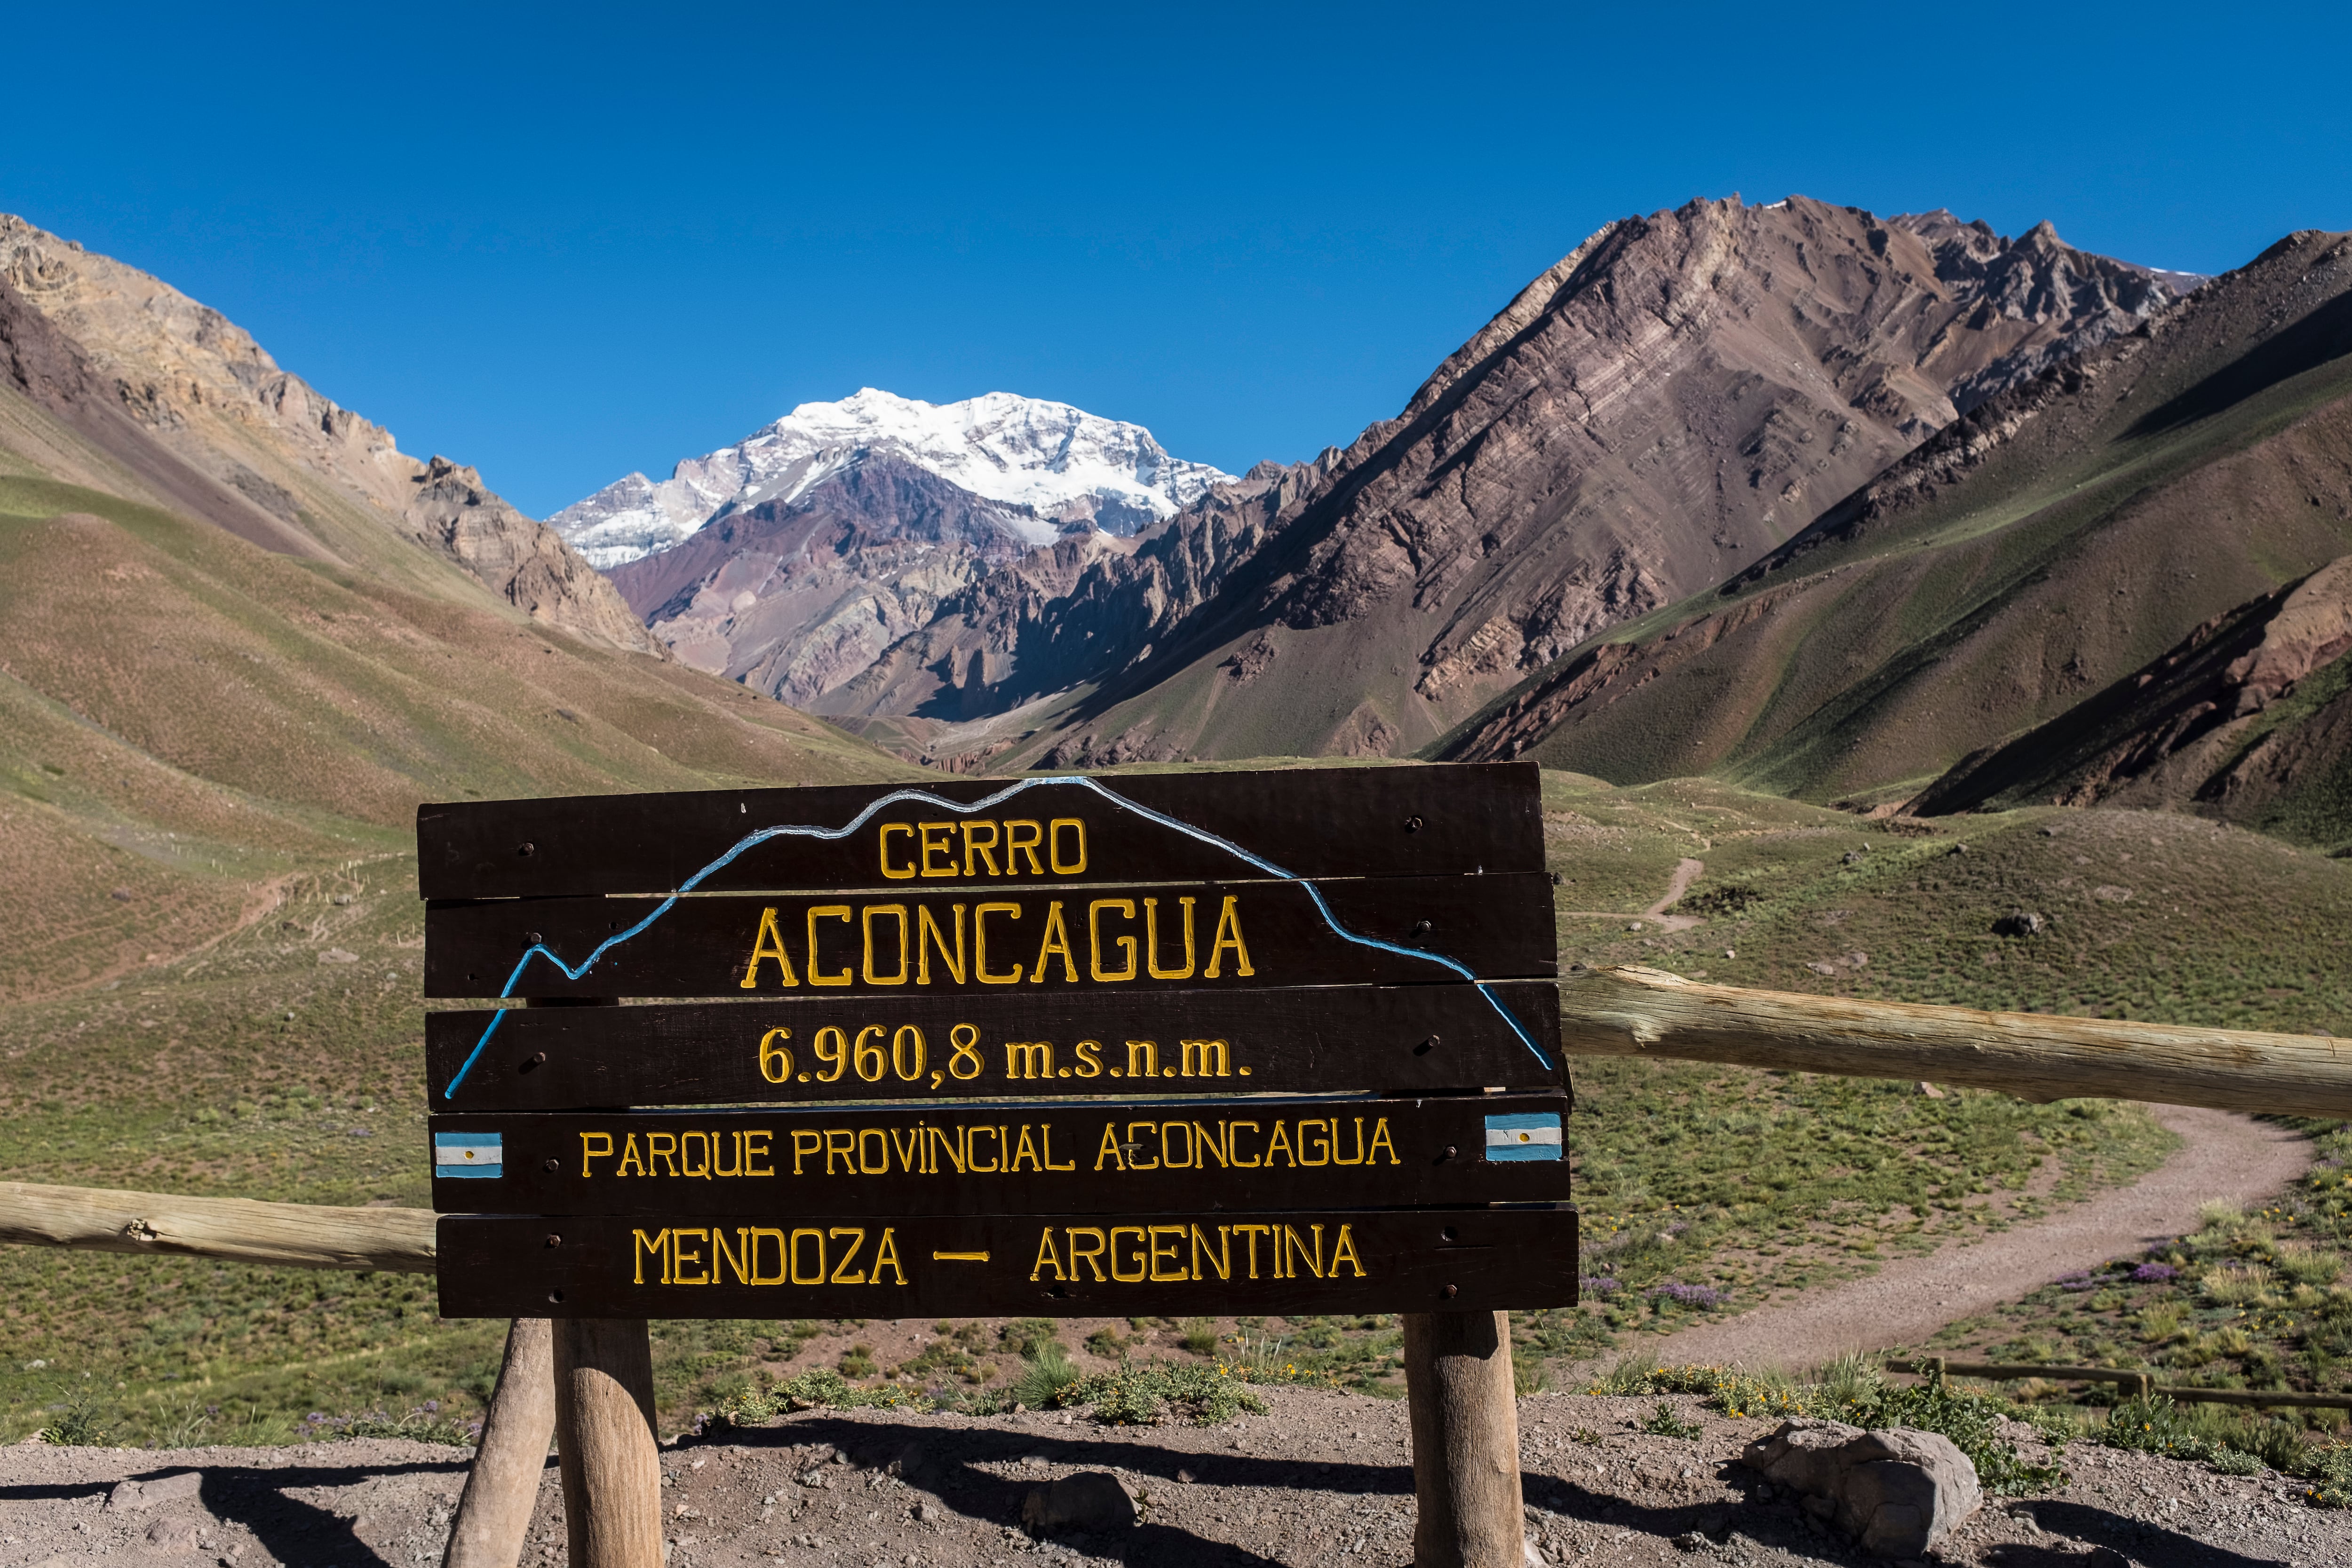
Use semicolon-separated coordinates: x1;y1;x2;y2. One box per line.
1402;1310;1526;1568
1560;965;2352;1116
0;1181;435;1272
444;1319;557;1568
554;1318;663;1568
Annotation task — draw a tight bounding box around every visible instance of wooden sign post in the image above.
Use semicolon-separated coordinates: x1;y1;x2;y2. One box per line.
419;762;1573;1568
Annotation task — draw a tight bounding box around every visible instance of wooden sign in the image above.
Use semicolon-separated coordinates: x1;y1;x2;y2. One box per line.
423;873;1556;1000
418;761;1574;1322
416;764;1545;900
437;1204;1577;1319
430;1093;1571;1215
425;981;1562;1110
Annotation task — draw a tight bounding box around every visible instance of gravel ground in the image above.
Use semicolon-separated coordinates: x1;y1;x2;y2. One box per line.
7;1390;2352;1567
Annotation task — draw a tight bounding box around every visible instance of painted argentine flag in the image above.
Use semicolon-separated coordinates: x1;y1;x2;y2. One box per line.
1484;1112;1563;1162
435;1131;503;1179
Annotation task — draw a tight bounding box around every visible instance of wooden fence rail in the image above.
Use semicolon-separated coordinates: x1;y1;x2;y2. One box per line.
0;1181;436;1273
1560;966;2352;1117
1890;1357;2352;1412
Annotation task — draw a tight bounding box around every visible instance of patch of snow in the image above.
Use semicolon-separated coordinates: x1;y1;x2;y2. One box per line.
552;389;1229;568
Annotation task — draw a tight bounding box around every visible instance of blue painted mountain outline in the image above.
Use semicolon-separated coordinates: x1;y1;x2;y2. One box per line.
439;774;1553;1098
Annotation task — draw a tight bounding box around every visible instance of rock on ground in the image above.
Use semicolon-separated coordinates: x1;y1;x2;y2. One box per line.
3;1391;2350;1566
1740;1419;1981;1558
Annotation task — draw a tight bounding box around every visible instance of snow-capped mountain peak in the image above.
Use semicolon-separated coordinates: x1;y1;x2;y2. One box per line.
551;388;1230;570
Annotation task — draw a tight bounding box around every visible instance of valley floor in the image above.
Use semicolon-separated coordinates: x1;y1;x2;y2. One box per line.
4;1390;2345;1567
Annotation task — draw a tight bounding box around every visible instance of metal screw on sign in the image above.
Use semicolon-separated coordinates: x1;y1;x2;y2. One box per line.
1404;815;1424;832
517;842;535;857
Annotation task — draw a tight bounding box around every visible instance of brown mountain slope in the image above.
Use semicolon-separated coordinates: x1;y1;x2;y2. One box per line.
610;454;1060;708
1437;229;2352;806
0;214;653;653
1912;555;2352;846
925;196;2182;768
0;475;909;1002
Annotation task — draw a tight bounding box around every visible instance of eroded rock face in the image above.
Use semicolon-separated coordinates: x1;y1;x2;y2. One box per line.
976;196;2187;765
1741;1419;1981;1558
0;213;654;654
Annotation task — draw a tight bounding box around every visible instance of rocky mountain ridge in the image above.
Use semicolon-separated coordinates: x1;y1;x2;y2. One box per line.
1914;554;2352;844
0;213;652;653
1434;226;2352;839
554;388;1229;568
867;196;2189;767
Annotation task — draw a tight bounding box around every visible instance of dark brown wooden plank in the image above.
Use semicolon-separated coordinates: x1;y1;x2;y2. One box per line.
416;763;1542;900
436;1205;1578;1319
427;981;1563;1109
429;1093;1570;1216
424;872;1556;1001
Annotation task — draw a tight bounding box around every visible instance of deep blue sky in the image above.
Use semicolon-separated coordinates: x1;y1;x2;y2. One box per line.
7;2;2346;516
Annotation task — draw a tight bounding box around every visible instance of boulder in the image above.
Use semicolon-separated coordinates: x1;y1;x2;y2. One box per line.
1020;1472;1136;1535
1740;1419;1980;1558
105;1472;202;1511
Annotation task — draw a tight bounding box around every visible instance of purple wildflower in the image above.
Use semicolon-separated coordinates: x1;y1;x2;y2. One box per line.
2130;1263;2180;1284
2057;1273;2098;1292
1648;1282;1729;1309
1580;1277;1622;1296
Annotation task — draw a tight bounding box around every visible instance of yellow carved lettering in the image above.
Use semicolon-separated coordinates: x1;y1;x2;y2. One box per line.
806;906;852;986
1148;1225;1186;1281
1003;820;1044;875
1094;1123;1125;1172
1122;1039;1159;1079
671;1227;709;1285
1228;1121;1261;1168
715;1227;754;1285
580;1130;613;1177
1263;1121;1296;1168
1048;818;1087;875
870;1227;907;1284
1144;895;1196;980
633;1227;669;1284
616;1134;646;1178
1368;1119;1399;1165
1109;1226;1148;1283
862;904;910;985
1028;1227;1066;1282
1067;1227;1108;1282
647;1132;680;1177
878;823;917;880
791;1129;821;1175
1087;899;1137;982
1030;901;1077;983
1074;1039;1103;1077
961;820;1001;876
741;907;799;989
743;1129;774;1176
974;903;1022;983
918;822;958;877
1329;1224;1365;1277
917;903;967;984
1179;1038;1229;1077
829;1228;868;1283
788;1228;826;1285
1191;1224;1232;1281
1010;1124;1043;1172
749;1227;787;1284
1204;895;1254;978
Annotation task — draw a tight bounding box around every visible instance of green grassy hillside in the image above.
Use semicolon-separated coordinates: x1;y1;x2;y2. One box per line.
1440;230;2352;843
0;472;925;1442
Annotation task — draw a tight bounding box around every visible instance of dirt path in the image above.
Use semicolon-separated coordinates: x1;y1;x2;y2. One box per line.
1559;856;1706;932
1595;1104;2311;1374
